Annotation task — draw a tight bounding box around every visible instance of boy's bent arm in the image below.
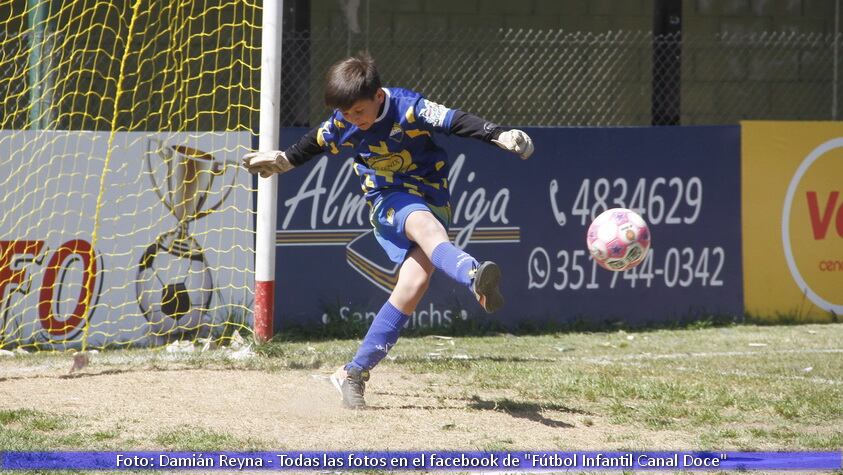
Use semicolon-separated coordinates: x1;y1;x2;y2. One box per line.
447;110;504;143
448;110;534;160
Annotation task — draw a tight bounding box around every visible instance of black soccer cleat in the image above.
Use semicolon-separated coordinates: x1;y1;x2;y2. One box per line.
330;365;370;410
471;261;504;314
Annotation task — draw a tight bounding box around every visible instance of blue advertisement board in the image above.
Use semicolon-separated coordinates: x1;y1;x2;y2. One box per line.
273;126;742;331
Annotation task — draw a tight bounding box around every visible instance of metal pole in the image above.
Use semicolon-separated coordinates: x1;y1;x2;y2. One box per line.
255;0;283;343
27;0;47;129
652;0;682;125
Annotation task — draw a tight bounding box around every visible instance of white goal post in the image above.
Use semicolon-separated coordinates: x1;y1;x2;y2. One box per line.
254;0;285;343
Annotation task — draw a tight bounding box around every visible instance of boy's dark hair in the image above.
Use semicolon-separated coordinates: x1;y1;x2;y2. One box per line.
324;53;382;110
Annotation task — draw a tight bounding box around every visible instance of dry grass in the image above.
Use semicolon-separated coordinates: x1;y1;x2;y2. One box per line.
1;323;841;474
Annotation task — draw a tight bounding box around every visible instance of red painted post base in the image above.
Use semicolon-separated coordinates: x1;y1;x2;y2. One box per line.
254;280;275;343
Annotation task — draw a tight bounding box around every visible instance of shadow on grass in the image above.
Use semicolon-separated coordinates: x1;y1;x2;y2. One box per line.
367;390;471;411
363;392;588;428
467;396;585;428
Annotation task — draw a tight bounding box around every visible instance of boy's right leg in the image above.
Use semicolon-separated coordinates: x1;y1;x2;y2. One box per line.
332;247;434;409
404;210;504;313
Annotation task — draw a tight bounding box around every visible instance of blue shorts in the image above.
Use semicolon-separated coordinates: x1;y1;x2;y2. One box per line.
370;192;451;264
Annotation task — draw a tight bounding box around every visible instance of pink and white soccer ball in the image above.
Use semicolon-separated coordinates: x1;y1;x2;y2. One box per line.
587;208;651;272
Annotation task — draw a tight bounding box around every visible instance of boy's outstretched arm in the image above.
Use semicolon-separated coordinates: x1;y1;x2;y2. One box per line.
448;110;534;159
242;150;294;178
242;127;324;177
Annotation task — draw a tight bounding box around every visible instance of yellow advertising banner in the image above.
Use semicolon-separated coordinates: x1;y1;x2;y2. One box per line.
742;122;843;321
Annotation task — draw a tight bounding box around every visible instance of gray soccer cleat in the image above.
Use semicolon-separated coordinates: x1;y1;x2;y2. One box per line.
330;365;370;409
471;261;504;314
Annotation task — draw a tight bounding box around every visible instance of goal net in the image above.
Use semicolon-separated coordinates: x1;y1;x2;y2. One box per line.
0;0;260;350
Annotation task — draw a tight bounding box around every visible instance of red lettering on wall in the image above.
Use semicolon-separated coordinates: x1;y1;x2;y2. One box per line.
37;240;96;335
0;241;44;303
806;191;840;239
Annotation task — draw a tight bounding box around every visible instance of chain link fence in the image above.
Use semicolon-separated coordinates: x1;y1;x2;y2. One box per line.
2;27;841;129
292;28;843;127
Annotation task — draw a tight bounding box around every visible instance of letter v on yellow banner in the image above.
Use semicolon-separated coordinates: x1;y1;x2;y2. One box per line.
742;122;843;321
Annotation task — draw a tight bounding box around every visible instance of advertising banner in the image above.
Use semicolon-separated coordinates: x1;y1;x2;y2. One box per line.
275;126;743;330
0;131;252;349
742;122;843;321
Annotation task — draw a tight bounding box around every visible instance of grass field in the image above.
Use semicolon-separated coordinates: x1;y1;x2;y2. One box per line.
1;322;842;474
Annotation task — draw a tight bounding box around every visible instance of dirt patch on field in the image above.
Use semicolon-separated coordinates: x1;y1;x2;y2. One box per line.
0;362;694;450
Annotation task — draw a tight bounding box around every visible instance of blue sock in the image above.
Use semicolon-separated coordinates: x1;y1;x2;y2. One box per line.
348;301;410;371
431;242;478;288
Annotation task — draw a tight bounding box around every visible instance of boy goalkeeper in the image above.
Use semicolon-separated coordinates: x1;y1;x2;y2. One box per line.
243;53;533;409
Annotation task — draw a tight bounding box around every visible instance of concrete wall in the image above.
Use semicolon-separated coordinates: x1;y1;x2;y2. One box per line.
312;0;653;33
311;0;836;38
685;0;836;35
683;0;840;123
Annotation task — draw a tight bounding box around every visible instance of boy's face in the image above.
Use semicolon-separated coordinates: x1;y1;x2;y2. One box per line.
341;88;385;131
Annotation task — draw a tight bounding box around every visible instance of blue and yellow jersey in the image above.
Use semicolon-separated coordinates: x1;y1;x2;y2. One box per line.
315;87;457;207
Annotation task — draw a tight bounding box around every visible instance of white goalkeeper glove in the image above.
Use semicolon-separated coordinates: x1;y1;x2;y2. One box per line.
242;150;295;178
492;129;534;160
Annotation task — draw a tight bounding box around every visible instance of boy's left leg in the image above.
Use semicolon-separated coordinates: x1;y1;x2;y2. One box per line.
405;210;504;313
331;247;434;409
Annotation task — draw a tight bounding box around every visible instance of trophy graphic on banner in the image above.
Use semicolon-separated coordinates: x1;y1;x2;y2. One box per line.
135;138;239;341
